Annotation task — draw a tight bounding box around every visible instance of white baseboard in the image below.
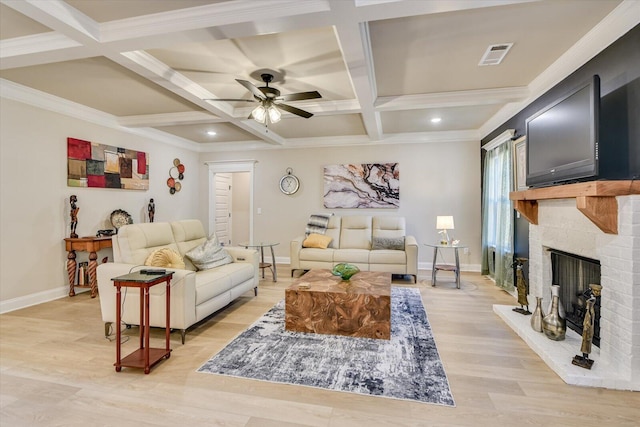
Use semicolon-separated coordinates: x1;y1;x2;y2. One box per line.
273;257;481;273
0;285;88;314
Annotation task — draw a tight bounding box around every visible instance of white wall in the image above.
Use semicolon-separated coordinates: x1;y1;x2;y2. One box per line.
198;142;482;270
0;99;199;308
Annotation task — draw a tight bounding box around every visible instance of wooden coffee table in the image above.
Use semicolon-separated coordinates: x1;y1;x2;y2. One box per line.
285;270;391;339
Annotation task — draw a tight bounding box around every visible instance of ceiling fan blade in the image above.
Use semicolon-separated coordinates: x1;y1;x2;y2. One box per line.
276;91;322;102
276;103;314;119
236;79;266;100
204;98;256;102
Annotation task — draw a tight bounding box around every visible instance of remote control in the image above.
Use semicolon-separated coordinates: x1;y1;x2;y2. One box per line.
140;269;166;275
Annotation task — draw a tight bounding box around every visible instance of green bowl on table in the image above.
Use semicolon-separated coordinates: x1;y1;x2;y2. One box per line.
331;263;360;281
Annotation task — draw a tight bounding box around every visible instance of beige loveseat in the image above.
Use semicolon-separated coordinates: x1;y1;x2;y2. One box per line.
290;215;418;282
97;219;259;343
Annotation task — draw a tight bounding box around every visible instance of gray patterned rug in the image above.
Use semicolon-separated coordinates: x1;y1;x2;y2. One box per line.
198;287;455;406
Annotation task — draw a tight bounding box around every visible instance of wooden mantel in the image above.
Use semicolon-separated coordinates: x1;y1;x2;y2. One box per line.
510;180;640;234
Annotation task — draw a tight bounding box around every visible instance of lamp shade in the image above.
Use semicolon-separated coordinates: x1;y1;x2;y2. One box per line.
252;105;267;123
268;105;281;123
436;216;454;230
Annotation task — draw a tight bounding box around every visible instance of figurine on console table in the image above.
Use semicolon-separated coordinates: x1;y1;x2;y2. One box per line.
70;195;79;238
148;198;155;223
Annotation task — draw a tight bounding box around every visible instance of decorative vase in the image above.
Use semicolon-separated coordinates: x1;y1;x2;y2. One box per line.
331;263;360;281
530;297;545;332
542;285;566;341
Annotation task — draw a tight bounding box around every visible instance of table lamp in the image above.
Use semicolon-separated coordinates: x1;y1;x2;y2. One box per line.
436;216;454;245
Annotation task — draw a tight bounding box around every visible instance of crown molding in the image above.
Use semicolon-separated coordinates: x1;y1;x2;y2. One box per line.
482;129;515;151
118;111;223;127
480;0;640;138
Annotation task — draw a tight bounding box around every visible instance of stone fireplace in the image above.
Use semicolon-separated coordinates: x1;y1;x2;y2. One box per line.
496;186;639;391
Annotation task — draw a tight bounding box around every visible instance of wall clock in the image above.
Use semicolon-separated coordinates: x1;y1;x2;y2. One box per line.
279;168;300;195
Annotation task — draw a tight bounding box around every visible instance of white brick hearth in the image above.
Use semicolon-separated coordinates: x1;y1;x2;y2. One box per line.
495;194;640;390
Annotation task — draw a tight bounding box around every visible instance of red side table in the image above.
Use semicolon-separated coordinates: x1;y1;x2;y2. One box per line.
112;271;173;374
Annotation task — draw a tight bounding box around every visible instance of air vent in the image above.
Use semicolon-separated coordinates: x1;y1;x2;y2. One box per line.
478;43;513;66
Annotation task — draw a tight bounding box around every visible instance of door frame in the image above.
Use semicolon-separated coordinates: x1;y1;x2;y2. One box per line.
206;160;257;243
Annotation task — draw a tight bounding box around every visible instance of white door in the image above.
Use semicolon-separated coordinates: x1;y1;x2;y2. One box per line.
214;173;232;246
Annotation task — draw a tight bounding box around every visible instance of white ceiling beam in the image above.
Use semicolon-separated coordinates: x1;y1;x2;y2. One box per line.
330;1;382;141
234;99;361;118
375;87;529;111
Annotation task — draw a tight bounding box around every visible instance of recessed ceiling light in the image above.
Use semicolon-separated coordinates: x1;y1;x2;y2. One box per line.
207;131;217;136
431;117;442;123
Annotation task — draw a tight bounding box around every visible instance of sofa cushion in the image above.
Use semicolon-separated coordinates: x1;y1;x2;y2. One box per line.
372;236;405;250
116;222;179;265
299;248;335;262
339;216;372;249
171;220;207;271
194;262;254;305
373;216;406;239
334;249;370;263
185;234;233;270
144;248;186;269
303;233;333;249
369;250;407;264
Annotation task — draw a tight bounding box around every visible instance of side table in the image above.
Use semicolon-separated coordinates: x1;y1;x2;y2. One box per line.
425;243;467;289
112;271;174;374
64;236;112;297
240;242;279;282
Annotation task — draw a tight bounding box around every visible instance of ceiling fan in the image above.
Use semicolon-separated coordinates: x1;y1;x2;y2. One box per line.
205;73;321;124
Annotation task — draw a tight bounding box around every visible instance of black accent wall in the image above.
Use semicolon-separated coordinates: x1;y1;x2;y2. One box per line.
481;24;640;265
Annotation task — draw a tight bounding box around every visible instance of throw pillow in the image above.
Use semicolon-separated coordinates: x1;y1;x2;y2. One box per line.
302;233;333;249
185;234;233;270
372;236;405;250
145;248;186;269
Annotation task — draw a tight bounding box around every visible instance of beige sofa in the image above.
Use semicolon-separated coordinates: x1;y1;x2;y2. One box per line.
97;219;259;343
290;215;418;282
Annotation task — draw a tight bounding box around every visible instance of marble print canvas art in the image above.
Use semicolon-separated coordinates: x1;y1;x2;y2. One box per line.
323;163;399;208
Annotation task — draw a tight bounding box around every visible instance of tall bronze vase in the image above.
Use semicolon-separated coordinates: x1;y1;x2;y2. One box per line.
542;285;566;341
530;297;545;332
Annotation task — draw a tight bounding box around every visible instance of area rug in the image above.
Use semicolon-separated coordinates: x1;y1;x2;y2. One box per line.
197;287;455;406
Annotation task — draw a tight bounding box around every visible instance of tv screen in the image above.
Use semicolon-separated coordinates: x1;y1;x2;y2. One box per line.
526;75;600;188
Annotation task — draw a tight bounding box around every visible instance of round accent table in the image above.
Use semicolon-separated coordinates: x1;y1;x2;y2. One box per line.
240;242;280;282
424;243;467;289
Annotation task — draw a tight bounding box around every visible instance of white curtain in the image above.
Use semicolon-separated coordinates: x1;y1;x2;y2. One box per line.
481;139;514;290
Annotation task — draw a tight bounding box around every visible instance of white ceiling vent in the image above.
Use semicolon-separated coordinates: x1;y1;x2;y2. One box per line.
478;43;513;66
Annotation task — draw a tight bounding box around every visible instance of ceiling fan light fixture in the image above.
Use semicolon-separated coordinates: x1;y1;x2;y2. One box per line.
268;105;281;123
252;104;267;123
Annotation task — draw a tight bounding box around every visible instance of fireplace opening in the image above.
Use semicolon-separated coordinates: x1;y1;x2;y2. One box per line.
550;249;601;347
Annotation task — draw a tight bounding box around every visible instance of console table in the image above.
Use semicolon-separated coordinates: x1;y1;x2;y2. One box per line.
425;243;467;289
112;271;174;374
64;236;112;297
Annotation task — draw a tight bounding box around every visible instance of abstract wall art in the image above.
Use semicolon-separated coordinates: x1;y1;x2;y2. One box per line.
323;163;399;209
67;137;149;190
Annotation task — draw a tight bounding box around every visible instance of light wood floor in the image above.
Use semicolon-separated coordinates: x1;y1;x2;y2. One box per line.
1;268;638;426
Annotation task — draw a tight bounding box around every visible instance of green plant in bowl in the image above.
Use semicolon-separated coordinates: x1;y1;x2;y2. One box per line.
331;263;360;281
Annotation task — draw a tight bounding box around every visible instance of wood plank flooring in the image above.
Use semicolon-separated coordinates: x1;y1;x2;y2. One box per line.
1;268;638;426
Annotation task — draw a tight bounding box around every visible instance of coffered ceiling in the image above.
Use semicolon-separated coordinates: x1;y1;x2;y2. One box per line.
0;0;635;151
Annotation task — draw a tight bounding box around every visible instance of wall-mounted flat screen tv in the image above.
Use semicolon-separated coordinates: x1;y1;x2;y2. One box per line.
526;75;600;188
